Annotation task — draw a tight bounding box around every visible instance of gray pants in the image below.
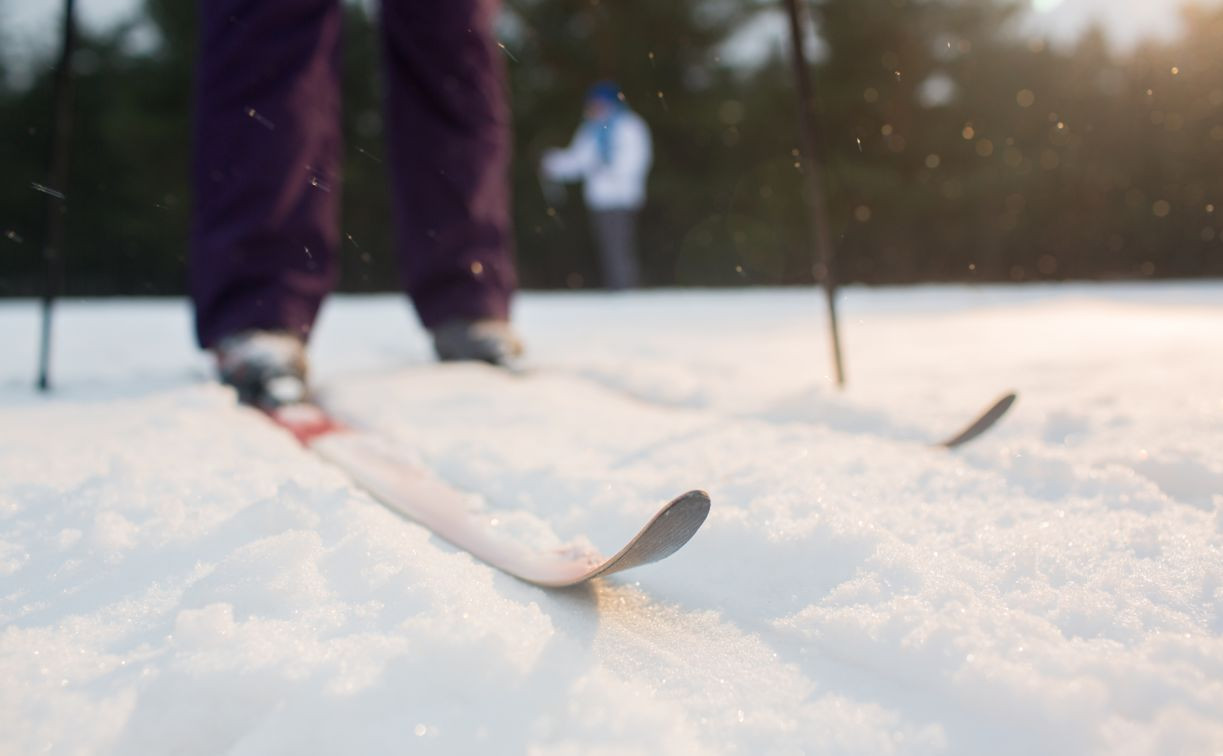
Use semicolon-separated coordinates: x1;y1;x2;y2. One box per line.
590;208;641;290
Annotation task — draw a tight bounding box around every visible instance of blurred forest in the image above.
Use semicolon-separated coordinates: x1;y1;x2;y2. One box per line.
1;0;1222;296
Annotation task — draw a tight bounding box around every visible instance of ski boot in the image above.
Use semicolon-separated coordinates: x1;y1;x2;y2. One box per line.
214;330;338;442
214;330;309;410
431;318;524;366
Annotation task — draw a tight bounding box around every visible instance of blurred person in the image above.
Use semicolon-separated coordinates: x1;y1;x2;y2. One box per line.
541;81;652;291
192;0;522;410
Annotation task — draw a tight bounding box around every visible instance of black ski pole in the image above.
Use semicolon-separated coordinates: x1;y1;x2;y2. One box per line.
782;0;845;387
37;0;77;392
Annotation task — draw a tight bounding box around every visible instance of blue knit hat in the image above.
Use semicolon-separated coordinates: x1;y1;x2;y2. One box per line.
586;81;622;106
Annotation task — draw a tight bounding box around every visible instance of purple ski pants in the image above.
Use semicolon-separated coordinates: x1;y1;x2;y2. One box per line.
190;0;515;348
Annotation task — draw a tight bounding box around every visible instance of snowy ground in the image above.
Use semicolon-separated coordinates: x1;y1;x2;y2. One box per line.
1;283;1221;755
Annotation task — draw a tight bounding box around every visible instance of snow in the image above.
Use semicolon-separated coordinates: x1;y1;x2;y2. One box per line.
1;283;1222;755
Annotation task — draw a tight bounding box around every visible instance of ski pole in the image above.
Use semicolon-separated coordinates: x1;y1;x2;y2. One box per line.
37;0;77;392
782;0;845;387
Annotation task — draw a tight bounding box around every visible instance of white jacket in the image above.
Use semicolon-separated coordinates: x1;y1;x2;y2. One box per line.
542;110;652;211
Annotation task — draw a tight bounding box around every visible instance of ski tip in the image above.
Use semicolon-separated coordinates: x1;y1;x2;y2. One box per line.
646;489;711;553
938;391;1018;449
990;391;1018;416
584;490;711;582
532;490;711;588
982;391;1018;418
669;489;712;517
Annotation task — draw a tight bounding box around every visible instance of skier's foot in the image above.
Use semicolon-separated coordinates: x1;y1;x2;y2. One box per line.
214;330;309;410
431;318;524;366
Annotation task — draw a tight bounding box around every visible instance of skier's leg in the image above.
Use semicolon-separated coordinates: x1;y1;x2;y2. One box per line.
592;209;640;290
191;0;344;349
619;209;642;288
379;0;517;330
590;210;615;289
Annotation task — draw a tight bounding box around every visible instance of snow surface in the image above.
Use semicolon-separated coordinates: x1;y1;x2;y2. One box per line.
1;284;1222;755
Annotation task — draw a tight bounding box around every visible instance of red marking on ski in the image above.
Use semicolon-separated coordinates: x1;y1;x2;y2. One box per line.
264;403;345;445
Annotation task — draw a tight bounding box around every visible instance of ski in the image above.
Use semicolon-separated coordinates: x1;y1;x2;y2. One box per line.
263;403;710;588
515;365;1018;450
935;391;1017;449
